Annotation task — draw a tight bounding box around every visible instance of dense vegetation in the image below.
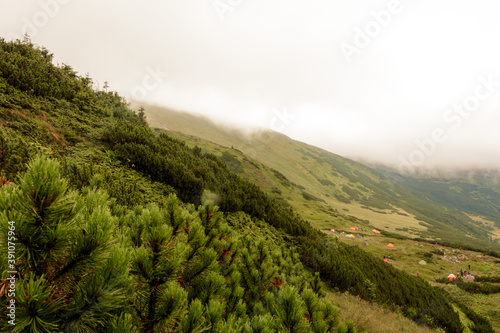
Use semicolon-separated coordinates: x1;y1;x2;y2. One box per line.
436;277;500;295
457;281;500;295
0;37;494;332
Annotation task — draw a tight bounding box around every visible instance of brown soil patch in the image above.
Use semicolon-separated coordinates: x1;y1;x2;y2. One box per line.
36;113;64;143
7;108;28;119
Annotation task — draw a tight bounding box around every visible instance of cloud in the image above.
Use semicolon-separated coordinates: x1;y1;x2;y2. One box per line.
1;0;499;170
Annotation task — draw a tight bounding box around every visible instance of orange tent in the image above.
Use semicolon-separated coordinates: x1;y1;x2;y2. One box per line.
372;229;381;234
349;227;357;231
383;258;389;263
387;243;395;248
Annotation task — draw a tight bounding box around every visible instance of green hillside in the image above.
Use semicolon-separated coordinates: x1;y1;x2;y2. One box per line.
140;103;500;254
0;37;495;332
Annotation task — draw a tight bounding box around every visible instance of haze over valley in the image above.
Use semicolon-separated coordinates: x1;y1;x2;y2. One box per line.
2;0;500;172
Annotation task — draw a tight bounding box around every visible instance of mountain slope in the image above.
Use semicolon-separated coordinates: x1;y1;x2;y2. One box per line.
141;103;500;253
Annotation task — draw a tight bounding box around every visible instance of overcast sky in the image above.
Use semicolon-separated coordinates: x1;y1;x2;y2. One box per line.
2;0;500;172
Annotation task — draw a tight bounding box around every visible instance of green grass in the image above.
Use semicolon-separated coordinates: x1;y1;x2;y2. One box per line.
334;233;500;332
326;291;444;333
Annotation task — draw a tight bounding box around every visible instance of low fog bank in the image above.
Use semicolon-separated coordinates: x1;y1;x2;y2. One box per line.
358;158;500;182
134;102;500;177
3;1;499;175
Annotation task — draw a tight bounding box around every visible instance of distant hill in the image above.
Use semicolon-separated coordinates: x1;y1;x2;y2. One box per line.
140;103;500;252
